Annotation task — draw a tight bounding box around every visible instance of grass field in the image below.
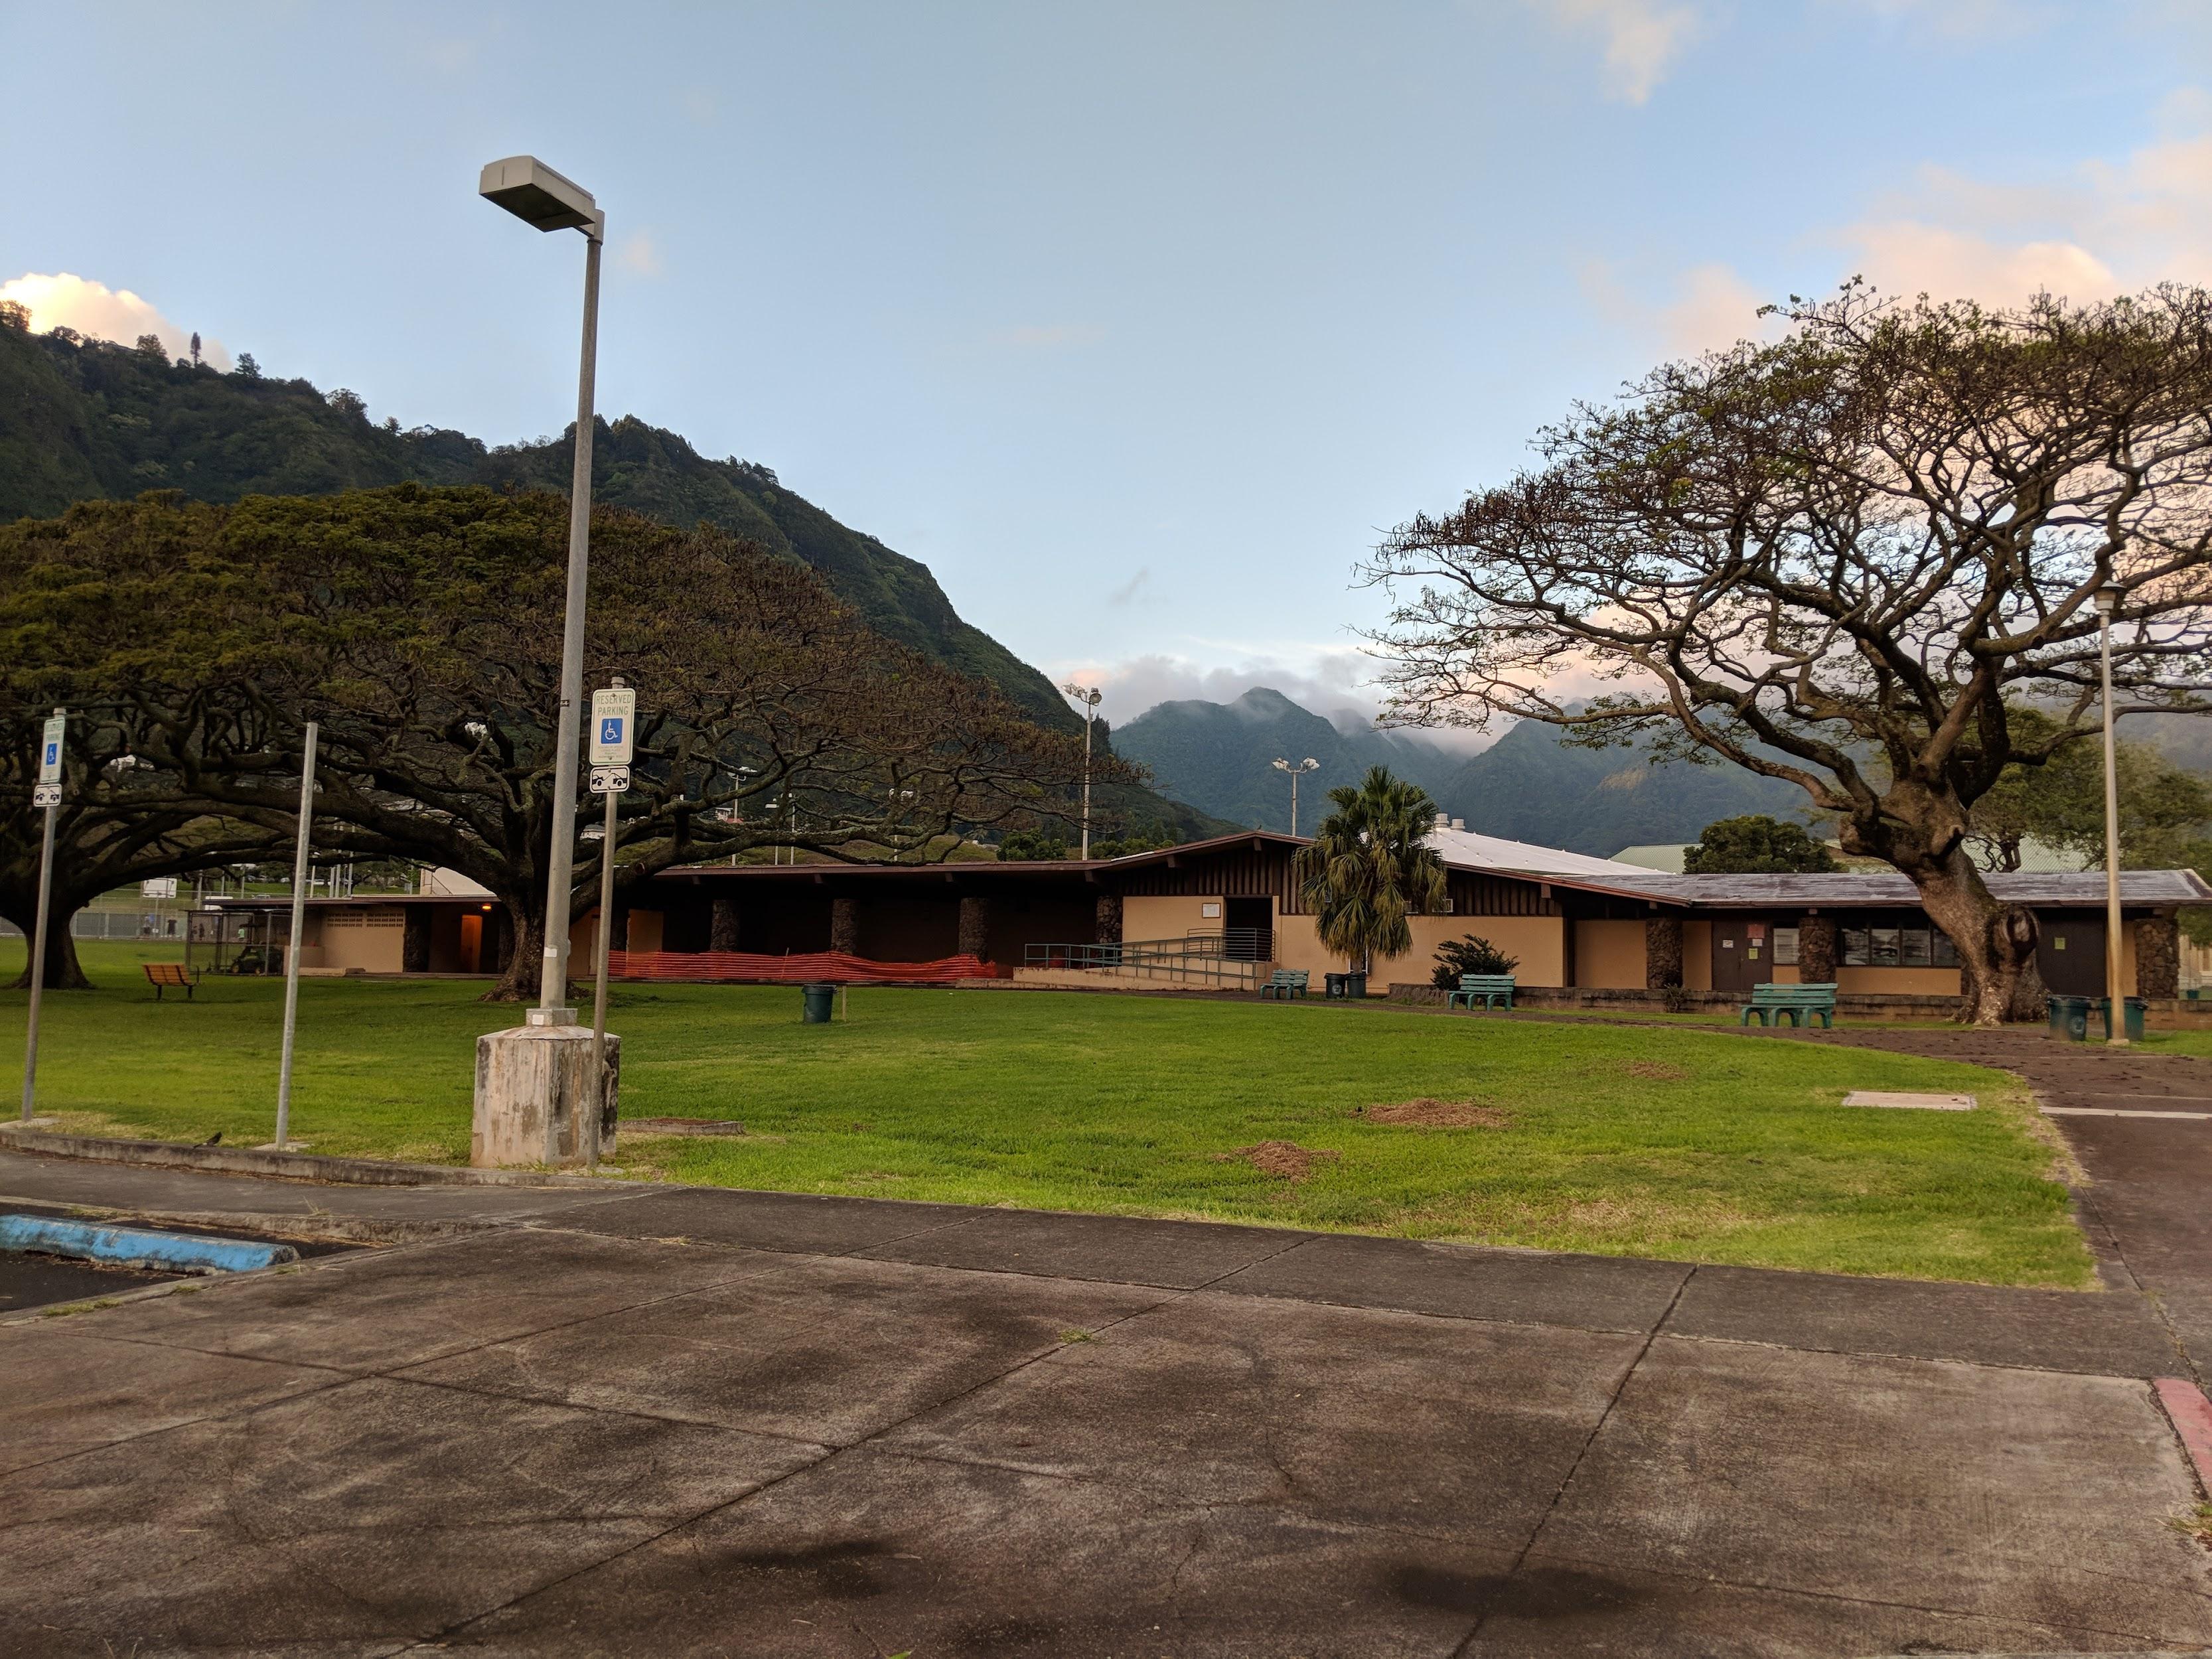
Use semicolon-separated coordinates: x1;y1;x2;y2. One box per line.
0;940;2091;1286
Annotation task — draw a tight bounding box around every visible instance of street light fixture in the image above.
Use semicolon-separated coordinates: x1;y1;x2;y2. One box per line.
2094;579;2128;1045
1272;757;1320;835
480;154;604;1026
1061;684;1103;859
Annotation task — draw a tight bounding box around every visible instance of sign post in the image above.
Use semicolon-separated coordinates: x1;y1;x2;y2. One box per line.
21;710;66;1121
273;722;319;1150
585;681;634;1171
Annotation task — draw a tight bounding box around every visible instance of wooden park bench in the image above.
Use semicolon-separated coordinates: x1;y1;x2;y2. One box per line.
143;962;199;1001
1260;969;1310;1000
1740;981;1838;1029
1447;973;1516;1011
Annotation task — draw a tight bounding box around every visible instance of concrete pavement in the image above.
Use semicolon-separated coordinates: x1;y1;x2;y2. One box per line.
3;1149;2209;1655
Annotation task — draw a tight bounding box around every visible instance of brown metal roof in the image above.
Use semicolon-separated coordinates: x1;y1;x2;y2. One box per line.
1597;869;2212;908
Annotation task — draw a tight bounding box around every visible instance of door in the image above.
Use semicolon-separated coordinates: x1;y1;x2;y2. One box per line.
1224;897;1274;962
459;913;482;974
2038;918;2104;996
1712;919;1775;993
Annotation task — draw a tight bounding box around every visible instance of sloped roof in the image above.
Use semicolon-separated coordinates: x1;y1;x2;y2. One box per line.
1598;869;2212;908
1426;826;1649;880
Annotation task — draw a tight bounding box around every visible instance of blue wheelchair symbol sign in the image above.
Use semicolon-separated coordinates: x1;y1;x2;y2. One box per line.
599;717;624;746
44;743;58;766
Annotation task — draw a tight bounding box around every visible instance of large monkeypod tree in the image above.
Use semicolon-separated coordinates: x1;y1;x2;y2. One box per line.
1367;285;2212;1026
212;485;1124;1001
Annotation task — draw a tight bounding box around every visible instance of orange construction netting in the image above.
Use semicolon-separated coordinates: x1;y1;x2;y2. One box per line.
605;950;1009;985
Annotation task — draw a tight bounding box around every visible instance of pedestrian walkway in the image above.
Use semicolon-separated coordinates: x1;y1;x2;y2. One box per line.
2;1148;2207;1655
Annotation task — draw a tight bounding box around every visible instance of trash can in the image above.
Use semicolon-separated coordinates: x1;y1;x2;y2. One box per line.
1345;971;1368;1000
800;982;838;1024
1323;972;1349;1000
2049;995;2093;1042
2095;997;2148;1042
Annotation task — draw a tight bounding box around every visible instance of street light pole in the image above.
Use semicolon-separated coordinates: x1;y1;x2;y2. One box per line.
480;155;605;1026
20;707;64;1122
273;721;319;1149
2095;580;2128;1045
1272;757;1319;835
1061;684;1102;859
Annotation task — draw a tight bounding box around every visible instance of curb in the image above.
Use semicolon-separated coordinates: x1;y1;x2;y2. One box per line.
2154;1376;2212;1495
0;1125;641;1190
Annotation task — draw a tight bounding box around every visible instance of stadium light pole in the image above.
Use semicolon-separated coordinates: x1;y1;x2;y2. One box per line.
1272;757;1319;835
1061;684;1103;859
2095;580;2128;1045
480;155;605;1024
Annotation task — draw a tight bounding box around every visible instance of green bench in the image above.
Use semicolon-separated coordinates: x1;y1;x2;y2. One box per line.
1448;973;1515;1011
1260;969;1309;1000
1740;982;1838;1028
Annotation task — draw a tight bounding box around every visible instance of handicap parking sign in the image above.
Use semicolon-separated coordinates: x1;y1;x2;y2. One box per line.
589;685;636;765
38;713;65;784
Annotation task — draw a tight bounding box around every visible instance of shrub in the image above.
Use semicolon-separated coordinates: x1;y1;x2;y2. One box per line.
1431;934;1520;988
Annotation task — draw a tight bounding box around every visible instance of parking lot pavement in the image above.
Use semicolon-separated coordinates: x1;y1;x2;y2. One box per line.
3;1155;2210;1655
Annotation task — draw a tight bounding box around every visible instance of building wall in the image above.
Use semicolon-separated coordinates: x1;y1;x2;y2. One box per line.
1123;895;1224;945
1836;966;1962;996
314;906;407;973
1419;914;1566;987
1682;922;1713;990
1573;920;1647;989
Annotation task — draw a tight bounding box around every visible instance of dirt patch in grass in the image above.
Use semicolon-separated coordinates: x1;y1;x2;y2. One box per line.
1360;1098;1509;1129
1624;1060;1690;1082
1223;1141;1342;1182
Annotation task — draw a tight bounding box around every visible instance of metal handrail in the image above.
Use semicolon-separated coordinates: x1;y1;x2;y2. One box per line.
1023;933;1272;989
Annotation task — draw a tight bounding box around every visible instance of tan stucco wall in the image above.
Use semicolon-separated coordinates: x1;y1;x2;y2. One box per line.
1409;914;1566;988
314;906;406;973
628;911;664;954
1272;910;1335;979
1573;920;1646;989
1122;895;1224;947
1682;922;1713;990
1836;966;1962;996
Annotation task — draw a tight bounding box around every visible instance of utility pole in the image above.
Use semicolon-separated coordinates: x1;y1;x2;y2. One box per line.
1272;757;1319;835
1061;684;1102;858
2095;581;2128;1045
273;723;319;1149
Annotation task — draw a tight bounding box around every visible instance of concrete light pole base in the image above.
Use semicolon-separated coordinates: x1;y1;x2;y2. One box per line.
472;1024;619;1169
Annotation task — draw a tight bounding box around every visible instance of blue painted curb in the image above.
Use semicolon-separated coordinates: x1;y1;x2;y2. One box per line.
0;1214;299;1275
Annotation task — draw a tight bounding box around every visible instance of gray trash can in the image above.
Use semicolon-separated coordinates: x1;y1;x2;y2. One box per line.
2049;995;2093;1041
801;982;837;1024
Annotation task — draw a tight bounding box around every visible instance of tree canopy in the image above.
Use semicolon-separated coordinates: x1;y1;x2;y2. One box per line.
1368;284;2212;1024
1683;816;1842;875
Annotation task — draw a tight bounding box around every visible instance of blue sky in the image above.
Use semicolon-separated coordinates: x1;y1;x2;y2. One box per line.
6;1;2208;725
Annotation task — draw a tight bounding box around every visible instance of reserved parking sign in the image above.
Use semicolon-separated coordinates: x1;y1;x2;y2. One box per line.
589;685;635;765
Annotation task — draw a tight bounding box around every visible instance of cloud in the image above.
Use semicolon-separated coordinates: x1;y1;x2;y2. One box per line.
1580;258;1783;357
1106;567;1153;606
1536;0;1702;105
0;272;230;370
992;322;1106;349
616;232;664;278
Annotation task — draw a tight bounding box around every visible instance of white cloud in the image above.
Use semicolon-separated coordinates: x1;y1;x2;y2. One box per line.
1580;258;1782;357
1536;0;1702;105
616;231;665;278
0;272;230;370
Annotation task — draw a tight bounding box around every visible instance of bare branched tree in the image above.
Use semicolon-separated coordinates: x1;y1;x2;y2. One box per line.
1366;284;2212;1025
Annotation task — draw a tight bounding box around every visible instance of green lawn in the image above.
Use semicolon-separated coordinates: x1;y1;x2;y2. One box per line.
0;941;2092;1287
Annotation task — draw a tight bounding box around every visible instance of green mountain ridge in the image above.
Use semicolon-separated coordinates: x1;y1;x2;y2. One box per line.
1116;686;1816;854
0;320;1231;841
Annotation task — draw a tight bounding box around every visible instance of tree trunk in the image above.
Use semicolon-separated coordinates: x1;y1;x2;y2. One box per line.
1887;845;2040;1027
3;896;91;992
486;901;546;1003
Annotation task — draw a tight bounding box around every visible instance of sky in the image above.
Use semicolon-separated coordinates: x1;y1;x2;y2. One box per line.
6;1;2210;729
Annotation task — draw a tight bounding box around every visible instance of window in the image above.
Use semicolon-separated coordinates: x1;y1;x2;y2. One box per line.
1773;928;1799;966
1841;924;1958;968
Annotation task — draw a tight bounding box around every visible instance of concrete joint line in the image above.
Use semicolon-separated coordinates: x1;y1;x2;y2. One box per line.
1450;1263;1698;1656
410;1281;1189;1651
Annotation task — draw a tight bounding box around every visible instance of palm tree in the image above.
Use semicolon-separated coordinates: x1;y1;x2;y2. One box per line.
1294;766;1449;972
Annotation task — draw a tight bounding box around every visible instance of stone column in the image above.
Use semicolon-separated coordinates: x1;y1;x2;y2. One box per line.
1094;892;1123;946
830;895;859;955
402;907;431;974
2136;915;2180;999
609;906;629;952
472;1025;619;1167
957;894;991;960
1645;916;1683;989
709;896;741;952
1798;914;1838;985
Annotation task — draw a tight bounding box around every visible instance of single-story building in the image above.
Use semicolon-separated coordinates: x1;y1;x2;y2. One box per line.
210;829;2210;1009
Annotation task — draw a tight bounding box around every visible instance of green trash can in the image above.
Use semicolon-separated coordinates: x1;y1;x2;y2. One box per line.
800;982;837;1024
2049;995;2093;1042
1345;971;1368;999
2095;997;2148;1042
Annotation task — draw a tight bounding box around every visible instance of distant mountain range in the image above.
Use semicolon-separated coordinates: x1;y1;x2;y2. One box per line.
0;321;1233;838
1114;687;1811;855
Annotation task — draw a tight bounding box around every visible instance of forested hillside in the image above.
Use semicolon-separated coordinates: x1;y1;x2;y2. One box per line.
0;320;1070;731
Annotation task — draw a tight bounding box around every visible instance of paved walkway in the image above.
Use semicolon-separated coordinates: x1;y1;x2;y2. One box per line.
3;1149;2209;1656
